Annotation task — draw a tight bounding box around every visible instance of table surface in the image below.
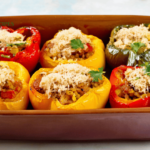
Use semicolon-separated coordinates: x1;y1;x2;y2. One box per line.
1;0;150;149
1;0;150;16
0;141;150;150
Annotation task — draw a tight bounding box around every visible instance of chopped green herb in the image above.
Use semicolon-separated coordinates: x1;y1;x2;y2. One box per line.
70;39;84;49
6;42;26;47
135;77;140;80
144;63;150;76
131;42;146;53
144;23;150;27
1;54;11;58
140;62;150;76
88;67;104;82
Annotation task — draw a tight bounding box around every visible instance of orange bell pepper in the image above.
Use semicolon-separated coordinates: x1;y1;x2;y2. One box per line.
40;32;105;69
29;68;111;110
0;61;30;110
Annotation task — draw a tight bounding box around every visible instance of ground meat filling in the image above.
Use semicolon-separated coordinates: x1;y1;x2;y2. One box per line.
33;64;103;105
116;68;150;100
44;27;94;61
33;74;103;105
45;42;94;61
0;78;22;100
0;65;22;100
118;79;142;100
33;76;45;94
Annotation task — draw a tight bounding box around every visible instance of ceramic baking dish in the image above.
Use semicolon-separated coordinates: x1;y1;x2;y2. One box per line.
0;15;150;141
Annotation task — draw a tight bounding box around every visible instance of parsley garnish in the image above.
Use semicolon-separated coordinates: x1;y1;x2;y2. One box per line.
140;62;150;76
88;67;104;82
131;42;145;53
6;42;26;47
135;77;140;80
1;54;11;58
70;39;84;49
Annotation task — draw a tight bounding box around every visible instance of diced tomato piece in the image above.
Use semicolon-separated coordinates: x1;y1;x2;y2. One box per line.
0;90;15;99
0;50;13;61
86;43;93;52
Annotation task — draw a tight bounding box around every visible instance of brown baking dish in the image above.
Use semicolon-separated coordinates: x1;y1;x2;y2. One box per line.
1;15;150;141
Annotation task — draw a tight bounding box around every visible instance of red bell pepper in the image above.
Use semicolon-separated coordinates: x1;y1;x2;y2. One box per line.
0;26;41;72
109;65;150;108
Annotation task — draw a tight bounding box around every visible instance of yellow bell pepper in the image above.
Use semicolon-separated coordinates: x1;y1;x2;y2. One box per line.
29;68;111;110
40;32;105;69
0;61;30;110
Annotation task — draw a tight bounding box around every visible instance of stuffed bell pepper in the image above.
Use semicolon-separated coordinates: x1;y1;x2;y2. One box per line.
109;64;150;108
29;63;111;110
40;27;105;69
105;24;150;68
0;26;41;72
0;61;30;110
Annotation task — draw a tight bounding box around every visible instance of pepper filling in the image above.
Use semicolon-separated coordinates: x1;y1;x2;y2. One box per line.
33;64;103;105
0;29;26;57
44;27;94;61
113;24;150;53
0;65;22;101
116;67;150;100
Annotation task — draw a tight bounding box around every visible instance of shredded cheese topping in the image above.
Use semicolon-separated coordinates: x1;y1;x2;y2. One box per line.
0;29;25;50
125;67;150;93
0;65;15;91
49;27;91;60
114;24;150;50
39;64;92;98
